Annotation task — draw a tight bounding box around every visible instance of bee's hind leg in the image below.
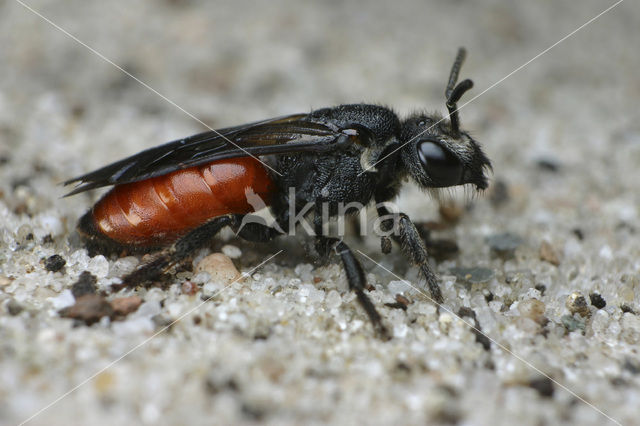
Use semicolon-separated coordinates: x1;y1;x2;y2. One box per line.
116;214;238;290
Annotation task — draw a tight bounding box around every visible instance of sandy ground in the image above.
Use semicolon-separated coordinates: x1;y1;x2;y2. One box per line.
1;0;639;425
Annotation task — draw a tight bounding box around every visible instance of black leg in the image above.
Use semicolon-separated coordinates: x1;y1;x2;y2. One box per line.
310;202;389;337
311;199;333;264
118;215;236;289
317;236;389;339
377;205;444;304
232;215;283;242
118;214;284;289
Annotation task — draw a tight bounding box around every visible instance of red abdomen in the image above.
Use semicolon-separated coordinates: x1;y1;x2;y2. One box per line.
89;157;274;246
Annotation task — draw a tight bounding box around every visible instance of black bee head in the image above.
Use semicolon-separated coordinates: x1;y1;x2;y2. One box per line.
397;47;491;192
399;116;491;191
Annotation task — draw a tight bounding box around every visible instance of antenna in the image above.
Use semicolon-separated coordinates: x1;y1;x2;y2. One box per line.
445;48;474;137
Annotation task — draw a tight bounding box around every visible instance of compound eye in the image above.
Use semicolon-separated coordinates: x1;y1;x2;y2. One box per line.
417;141;463;186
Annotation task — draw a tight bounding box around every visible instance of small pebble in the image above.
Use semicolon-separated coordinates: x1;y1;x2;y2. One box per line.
325;290;342;309
109;257;139;277
572;228;584;240
438;202;463;224
395;294;411;307
39;215;63;237
60;294;114;325
457;307;491;351
111;296;143;316
599;245;613;260
48;290;75;310
6;299;24;316
561;314;585;332
385;294;410;311
94;371;115;394
528;376;555;398
484;291;494;302
16;224;34;244
518;299;547;324
621;304;636;314
71;271;97;298
489;179;510;207
449;266;495;284
439;313;453;331
88;255;110;278
135;301;162;318
44;254;66;272
195;253;241;284
505;270;534;285
539;241;560;266
388;280;414;294
42;234;54;245
536;157;561;172
589;293;606;309
221;244;242;259
623;358;640;375
181;281;199;295
566;292;589;317
486;232;523;258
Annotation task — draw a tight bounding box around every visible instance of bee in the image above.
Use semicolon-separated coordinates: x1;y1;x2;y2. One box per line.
66;48;491;337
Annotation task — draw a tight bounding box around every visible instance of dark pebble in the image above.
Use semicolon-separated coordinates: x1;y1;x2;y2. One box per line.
535;284;547;295
589;293;606;309
71;271;97;298
241;402;266;421
621;304;636;314
610;377;628;387
395;361;412;373
395;294;411;306
44;254;66;272
152;314;173;328
7;299;24;316
59;294;113;325
623;358;640;375
457;307;491;351
385;302;407;311
458;307;476;320
252;324;272;340
489;179;510;207
616;221;635;234
572;228;584;240
205;374;240;395
385;294;412;311
528;376;555;398
485;232;523;258
536;157;561;172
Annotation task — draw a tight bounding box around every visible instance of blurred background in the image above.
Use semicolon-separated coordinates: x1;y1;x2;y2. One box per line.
1;0;639;425
1;0;638;234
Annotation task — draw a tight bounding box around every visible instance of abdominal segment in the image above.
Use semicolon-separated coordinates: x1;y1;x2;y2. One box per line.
90;157;274;246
